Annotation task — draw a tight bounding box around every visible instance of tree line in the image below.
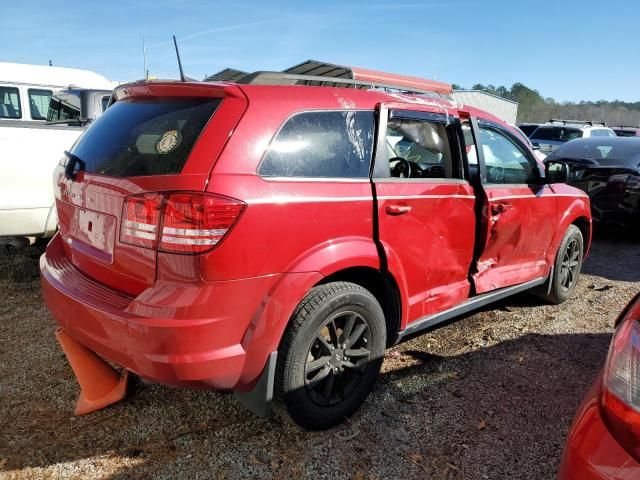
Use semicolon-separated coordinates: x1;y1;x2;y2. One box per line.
452;83;640;127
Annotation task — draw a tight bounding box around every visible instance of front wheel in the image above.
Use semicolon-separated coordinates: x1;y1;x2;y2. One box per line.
275;282;386;430
541;224;584;304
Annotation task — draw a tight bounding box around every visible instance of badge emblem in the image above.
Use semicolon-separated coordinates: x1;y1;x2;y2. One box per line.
156;130;182;154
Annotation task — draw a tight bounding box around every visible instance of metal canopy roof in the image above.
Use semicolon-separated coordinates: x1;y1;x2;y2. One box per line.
204;68;249;82
205;59;452;96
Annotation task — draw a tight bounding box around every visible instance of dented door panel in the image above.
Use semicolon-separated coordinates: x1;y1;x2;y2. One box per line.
474;185;557;293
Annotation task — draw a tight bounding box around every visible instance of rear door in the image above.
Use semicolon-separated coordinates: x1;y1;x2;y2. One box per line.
54;83;247;295
465;118;557;293
372;104;477;322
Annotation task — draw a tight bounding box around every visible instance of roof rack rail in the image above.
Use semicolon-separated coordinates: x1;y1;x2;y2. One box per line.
549;119;607;126
205;59;453;96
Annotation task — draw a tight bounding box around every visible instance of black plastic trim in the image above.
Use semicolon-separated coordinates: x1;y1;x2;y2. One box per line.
234;351;277;417
394;277;546;344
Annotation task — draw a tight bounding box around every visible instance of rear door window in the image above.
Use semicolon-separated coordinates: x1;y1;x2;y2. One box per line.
0;86;21;119
259;111;374;178
28;88;52;120
71;98;221;177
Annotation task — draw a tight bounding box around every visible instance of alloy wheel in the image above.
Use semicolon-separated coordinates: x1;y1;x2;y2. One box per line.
304;310;372;406
559;238;580;291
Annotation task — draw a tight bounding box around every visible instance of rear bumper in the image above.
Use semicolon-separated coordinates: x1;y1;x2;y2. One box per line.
40;233;281;390
558;377;640;480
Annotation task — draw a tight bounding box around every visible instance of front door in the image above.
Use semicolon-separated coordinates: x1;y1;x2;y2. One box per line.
465;118;557;293
372;105;477;325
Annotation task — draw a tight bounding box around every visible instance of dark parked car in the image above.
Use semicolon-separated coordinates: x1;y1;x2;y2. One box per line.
545;137;640;226
611;126;640;137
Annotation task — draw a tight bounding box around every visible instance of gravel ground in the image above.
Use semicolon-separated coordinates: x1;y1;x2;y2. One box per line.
1;230;639;480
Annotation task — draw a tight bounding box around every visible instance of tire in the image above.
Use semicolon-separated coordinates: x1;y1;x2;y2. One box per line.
275;282;386;430
540;224;584;304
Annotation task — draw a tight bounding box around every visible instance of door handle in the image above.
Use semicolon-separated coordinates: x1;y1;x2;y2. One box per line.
491;202;512;215
386;204;412;216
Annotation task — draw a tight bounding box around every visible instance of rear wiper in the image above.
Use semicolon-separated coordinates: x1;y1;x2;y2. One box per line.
63;151;86;181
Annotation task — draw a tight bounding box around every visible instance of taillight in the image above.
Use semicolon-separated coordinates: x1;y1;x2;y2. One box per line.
120;193;163;249
120;192;245;254
601;294;640;461
159;193;245;253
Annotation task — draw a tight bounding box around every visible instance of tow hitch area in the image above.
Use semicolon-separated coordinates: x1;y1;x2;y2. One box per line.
55;328;129;415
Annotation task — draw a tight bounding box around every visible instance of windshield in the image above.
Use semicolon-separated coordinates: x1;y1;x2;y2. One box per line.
531;126;583;142
71;97;221;177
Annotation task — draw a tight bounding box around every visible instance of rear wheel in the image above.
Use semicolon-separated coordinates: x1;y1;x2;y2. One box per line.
275;282;386;430
541;224;584;304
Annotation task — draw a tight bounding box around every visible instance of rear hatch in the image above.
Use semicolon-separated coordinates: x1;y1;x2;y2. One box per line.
53;82;247;295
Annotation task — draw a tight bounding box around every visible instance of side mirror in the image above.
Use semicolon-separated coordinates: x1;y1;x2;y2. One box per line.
532;144;541;151
545;161;570;184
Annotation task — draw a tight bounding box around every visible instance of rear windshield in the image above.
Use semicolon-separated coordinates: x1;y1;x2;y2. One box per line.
551;139;640;162
531;126;583;142
613;129;637;137
518;125;538;137
71;97;221;177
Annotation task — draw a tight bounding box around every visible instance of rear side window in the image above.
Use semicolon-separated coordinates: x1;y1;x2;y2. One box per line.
0;86;21;119
532;127;583;142
259;111;374;178
71;98;221;177
28;88;52;120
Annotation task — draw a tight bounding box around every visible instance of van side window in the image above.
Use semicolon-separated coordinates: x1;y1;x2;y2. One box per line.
0;87;21;119
479;126;537;184
259;111;374;178
28;89;52;120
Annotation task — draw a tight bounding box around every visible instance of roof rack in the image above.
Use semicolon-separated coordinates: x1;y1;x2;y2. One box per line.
549;119;607;126
205;59;453;96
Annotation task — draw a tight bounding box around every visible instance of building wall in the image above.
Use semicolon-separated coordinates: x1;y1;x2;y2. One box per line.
453;90;519;125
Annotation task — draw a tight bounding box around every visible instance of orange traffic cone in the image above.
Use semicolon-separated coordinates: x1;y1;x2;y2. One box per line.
55;328;129;415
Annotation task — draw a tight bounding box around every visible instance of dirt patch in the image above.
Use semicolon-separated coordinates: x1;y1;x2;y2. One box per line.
1;231;638;479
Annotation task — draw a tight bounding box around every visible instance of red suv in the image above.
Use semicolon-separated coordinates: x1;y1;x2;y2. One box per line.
41;62;592;429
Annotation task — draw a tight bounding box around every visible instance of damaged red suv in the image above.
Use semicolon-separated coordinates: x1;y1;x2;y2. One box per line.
41;61;592;429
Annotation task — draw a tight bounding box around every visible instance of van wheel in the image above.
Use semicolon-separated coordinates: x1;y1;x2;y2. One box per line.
541;225;584;304
276;282;386;430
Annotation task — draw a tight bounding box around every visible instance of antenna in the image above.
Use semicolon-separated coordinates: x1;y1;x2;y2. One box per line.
173;35;186;82
143;38;148;80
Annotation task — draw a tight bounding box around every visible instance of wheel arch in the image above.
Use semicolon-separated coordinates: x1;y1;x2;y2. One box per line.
572;216;591;255
317;266;402;346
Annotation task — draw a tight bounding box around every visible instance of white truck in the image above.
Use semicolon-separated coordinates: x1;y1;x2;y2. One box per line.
0;62;117;246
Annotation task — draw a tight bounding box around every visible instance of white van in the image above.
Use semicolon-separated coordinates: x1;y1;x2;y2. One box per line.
0;62;117;243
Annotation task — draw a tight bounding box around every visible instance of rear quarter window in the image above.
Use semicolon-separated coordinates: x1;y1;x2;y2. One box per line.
259;110;375;178
71;97;221;177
